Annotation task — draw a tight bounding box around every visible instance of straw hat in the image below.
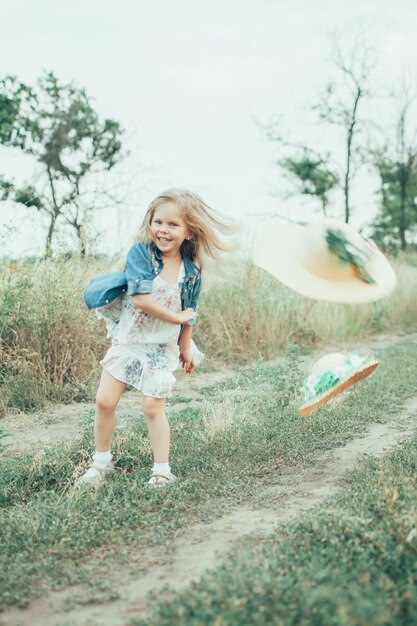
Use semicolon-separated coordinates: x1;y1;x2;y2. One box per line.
299;352;380;417
253;218;397;303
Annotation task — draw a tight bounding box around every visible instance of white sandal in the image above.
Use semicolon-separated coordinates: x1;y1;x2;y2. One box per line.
77;462;115;486
148;472;177;487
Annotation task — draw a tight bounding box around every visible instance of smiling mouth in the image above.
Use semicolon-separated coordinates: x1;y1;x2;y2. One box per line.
157;237;171;244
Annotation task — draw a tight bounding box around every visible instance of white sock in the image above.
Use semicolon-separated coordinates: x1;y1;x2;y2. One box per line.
93;450;112;468
152;462;171;475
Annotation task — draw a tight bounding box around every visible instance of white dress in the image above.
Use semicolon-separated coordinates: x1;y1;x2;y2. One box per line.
97;264;185;398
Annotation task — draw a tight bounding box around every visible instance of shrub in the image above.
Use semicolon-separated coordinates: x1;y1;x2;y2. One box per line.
1;254;416;414
0;260;108;415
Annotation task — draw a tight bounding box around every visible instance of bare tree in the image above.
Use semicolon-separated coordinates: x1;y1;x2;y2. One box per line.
313;29;375;222
371;81;417;251
263;28;375;223
263;120;339;218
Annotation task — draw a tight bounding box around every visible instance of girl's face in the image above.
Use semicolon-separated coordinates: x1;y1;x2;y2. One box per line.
150;202;191;257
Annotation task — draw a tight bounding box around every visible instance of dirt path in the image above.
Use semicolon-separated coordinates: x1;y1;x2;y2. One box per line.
2;331;417;626
4;395;417;626
1;365;234;458
2;331;413;456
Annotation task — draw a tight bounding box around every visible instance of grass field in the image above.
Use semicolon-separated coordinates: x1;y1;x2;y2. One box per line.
1;253;417;624
138;429;417;626
1;255;417;415
1;340;417;615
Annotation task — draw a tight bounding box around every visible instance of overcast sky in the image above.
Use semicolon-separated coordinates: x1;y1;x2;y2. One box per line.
1;0;417;256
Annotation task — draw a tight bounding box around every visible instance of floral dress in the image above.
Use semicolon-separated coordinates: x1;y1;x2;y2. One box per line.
97;264;185;398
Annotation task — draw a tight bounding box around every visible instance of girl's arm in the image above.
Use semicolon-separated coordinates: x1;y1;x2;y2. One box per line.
178;272;202;373
179;325;195;373
132;294;196;325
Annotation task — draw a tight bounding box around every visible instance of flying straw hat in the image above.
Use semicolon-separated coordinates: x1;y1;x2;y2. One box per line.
299;352;380;417
253;218;397;303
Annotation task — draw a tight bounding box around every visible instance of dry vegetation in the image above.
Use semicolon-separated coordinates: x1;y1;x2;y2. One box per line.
1;255;416;415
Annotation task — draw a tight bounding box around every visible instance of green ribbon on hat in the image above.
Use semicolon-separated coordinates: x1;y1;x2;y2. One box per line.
303;370;342;402
313;371;341;397
326;228;376;285
303;354;374;402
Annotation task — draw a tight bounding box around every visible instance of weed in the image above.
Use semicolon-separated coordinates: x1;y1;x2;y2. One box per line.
136;434;417;626
0;259;108;414
0;343;416;609
1;256;417;414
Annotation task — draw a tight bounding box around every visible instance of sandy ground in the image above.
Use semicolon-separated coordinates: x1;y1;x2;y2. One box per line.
2;331;417;626
2;331;411;457
1;365;234;458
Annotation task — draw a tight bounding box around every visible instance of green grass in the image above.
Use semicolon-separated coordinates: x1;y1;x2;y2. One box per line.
1;255;417;413
197;257;417;363
0;259;107;415
136;432;417;626
0;342;417;610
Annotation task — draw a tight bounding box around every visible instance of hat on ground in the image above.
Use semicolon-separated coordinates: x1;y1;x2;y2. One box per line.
299;352;380;417
253;218;397;304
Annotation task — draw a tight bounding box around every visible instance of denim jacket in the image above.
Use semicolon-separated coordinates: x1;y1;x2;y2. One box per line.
84;242;202;325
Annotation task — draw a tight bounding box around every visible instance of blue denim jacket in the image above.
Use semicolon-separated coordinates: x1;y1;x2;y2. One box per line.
84;242;202;325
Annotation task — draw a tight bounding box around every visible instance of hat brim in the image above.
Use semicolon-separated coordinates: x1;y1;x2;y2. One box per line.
253;223;397;304
298;360;380;417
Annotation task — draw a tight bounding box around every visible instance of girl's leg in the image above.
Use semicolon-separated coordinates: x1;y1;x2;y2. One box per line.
95;369;126;451
141;395;170;463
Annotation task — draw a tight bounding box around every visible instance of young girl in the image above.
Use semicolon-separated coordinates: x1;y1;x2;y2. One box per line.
80;188;232;487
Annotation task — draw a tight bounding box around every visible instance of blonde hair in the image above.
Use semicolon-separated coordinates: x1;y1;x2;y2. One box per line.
135;188;235;269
